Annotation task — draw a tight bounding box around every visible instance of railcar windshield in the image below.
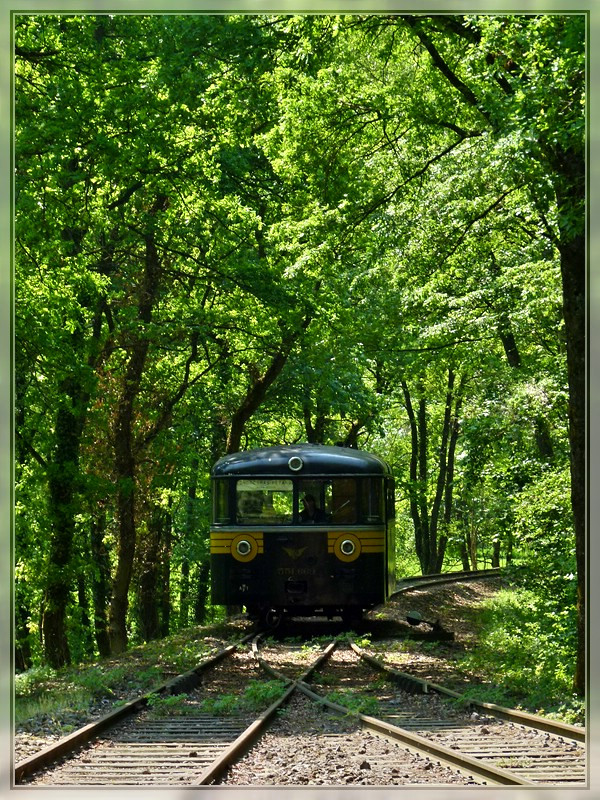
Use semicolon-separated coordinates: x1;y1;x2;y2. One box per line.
236;479;294;525
213;475;388;526
298;478;356;524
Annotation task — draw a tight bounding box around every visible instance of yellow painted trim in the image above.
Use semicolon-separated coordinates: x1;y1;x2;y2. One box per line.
210;531;264;560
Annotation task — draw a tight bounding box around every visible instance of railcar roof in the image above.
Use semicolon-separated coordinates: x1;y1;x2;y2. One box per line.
211;444;392;477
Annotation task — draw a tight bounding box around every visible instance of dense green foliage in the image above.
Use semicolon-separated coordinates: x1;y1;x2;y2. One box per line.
14;14;585;694
455;585;583;723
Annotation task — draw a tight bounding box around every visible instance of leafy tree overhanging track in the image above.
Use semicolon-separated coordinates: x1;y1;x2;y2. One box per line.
15;14;585;704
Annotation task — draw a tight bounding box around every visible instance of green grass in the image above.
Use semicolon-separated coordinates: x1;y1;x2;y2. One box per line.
14;620;250;728
454;587;584;724
15;689;94;726
146;693;192;718
199;679;288;715
324;689;380;717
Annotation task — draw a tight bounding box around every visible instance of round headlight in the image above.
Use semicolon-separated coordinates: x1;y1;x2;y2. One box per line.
288;456;304;472
236;539;252;556
340;539;356;556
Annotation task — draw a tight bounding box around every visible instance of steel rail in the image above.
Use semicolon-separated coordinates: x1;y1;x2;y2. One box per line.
190;682;298;786
191;638;339;785
13;633;255;785
292;679;532;786
350;642;585;743
392;568;502;597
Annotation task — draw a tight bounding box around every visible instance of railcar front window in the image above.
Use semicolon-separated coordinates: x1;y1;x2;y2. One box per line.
236;479;293;524
299;478;357;524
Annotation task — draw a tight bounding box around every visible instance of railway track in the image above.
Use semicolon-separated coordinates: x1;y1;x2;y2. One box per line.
393;567;503;595
349;641;586;785
15;569;585;788
14;633;338;788
248;636;586;787
15;632;586;788
15;634;264;786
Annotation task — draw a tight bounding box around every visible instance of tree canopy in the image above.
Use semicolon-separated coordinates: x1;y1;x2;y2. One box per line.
14;12;585;694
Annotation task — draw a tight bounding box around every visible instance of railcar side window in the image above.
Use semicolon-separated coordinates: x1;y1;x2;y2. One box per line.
213;479;229;523
360;478;384;523
387;479;396;520
236;479;293;524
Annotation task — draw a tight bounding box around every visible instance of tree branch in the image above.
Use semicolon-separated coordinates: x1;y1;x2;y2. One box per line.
15;430;48;469
401;15;490;123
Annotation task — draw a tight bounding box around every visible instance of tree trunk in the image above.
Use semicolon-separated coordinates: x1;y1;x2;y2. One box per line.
469;518;478;570
227;347;293;454
430;370;455;571
403;373;463;575
227;315;312;454
304;402;327;443
194;560;211;624
108;231;160;654
76;575;94;659
435;384;463;572
14;598;32;672
90;511;111;657
180;456;199;628
491;538;501;568
459;539;470;572
556;220;586;696
42;388;85;667
343;419;365;448
40;298;104;667
137;511;163;641
159;506;172;638
401;380;428;573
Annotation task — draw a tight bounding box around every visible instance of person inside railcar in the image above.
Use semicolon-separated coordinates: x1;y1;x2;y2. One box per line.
300;493;328;523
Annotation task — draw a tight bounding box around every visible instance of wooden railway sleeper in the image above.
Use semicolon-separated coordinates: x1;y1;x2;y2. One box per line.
14;633;256;785
292;680;533;786
350;642;585;744
250;637;529;786
192;638;340;784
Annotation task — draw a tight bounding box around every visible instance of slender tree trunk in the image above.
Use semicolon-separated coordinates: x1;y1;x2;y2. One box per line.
226;315;312;454
469;518;478;570
14;598;32;672
343;419;365;448
194;560;211;624
40;299;104;667
459;538;471;572
403;373;464;575
76;575;94;658
42;384;85;668
180;456;199;628
303;401;328;443
137;511;163;641
90;511;111;657
430;370;454;570
401;380;428;573
435;383;463;572
227;348;292;454
556;215;586;696
109;388;141;653
159;509;172;638
108;230;161;654
491;538;501;568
